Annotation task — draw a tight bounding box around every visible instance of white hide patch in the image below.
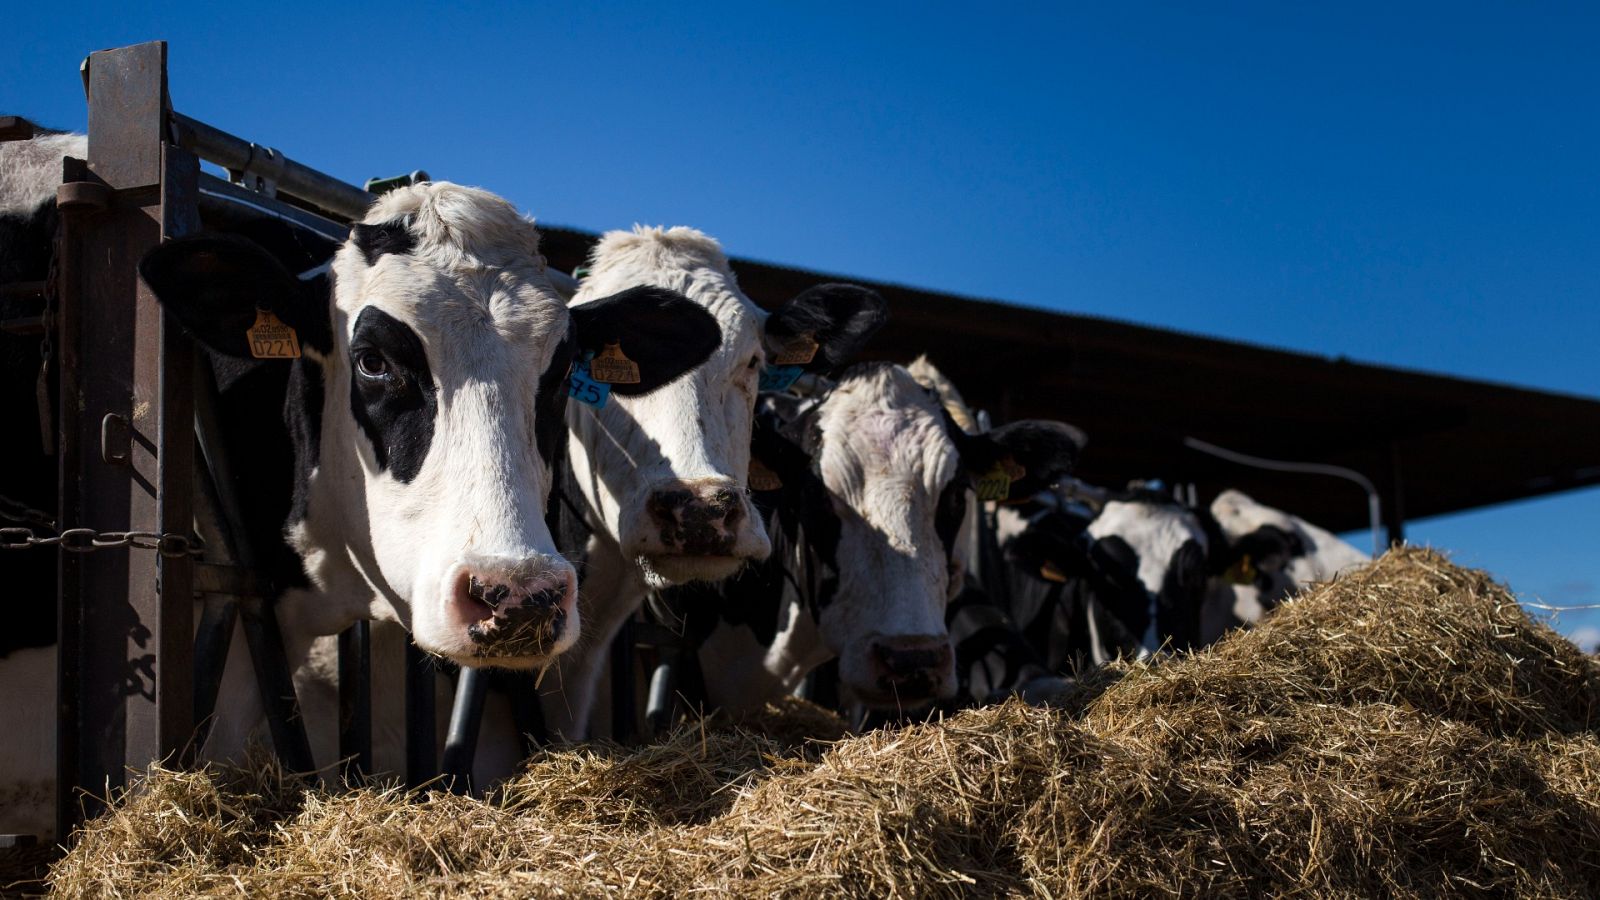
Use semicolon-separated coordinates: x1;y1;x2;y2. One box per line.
0;131;84;215
293;183;578;663
565;225;770;582
1088;498;1208;651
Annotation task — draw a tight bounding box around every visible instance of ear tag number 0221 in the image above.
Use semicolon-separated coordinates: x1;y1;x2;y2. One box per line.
568;353;611;410
247;309;301;359
588;342;641;384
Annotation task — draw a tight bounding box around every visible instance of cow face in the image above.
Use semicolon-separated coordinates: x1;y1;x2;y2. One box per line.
139;184;719;668
1207;489;1369;606
755;364;1085;709
566;226;885;587
1084;495;1210;651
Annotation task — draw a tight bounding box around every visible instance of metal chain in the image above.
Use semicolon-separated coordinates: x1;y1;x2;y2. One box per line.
0;525;205;559
0;492;56;531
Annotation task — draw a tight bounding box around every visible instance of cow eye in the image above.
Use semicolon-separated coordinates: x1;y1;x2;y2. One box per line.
356;350;390;379
746;354;761;370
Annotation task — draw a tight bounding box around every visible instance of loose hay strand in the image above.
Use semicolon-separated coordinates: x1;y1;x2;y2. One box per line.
43;549;1600;898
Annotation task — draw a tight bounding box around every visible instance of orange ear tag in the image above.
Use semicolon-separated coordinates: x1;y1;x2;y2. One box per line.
1040;560;1069;583
588;342;641;384
772;332;819;366
1225;554;1257;585
973;461;1013;502
747;457;784;492
247;309;301;359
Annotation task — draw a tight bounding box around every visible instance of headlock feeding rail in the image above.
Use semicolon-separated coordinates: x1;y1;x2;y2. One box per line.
3;42;604;846
0;41;400;839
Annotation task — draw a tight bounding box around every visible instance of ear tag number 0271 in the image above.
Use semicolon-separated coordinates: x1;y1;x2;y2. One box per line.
759;364;804;392
568;353;611;409
588;341;641;384
247;309;301;359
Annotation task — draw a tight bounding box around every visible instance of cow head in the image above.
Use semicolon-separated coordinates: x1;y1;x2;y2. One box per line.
1004;488;1210;654
753;363;1085;709
565;226;886;587
139;184;719;668
1205;488;1369;607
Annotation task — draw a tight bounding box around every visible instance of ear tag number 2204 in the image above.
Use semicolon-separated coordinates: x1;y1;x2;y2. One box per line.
568;353;611;410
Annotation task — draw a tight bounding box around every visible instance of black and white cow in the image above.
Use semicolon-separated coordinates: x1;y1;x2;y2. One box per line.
676;361;1085;714
0;127;86;840
1197;489;1369;644
532;226;887;739
2;178;723;831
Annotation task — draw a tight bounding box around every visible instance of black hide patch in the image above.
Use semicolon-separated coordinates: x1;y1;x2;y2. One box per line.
1158;539;1207;651
534;326;575;468
351;220;417;265
569;286;722;395
765;283;889;374
348;307;437;482
138;234;334;357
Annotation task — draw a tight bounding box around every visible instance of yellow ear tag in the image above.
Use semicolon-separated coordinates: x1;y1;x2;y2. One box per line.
973;461;1013;502
1225;554;1257;585
772;331;820;366
747;457;783;492
247;309;301;359
1040;560;1069;583
588;342;641;384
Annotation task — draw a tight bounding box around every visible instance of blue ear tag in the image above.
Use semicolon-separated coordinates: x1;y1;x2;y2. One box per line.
568;353;611;409
759;364;805;392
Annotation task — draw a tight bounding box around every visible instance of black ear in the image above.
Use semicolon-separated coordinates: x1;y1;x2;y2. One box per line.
1231;524;1306;571
569;285;723;395
764;283;888;373
138;234;332;357
960;419;1087;501
1003;510;1092;581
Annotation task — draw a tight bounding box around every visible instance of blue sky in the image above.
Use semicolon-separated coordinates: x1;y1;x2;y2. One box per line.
7;1;1596;646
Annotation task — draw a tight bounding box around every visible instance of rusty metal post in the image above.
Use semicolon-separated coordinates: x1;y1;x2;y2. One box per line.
56;40;196;835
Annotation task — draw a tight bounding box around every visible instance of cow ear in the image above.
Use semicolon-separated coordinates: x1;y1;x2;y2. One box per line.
960;420;1087;502
569;285;723;395
139;234;332;358
1002;511;1092;582
764;283;888;373
1230;524;1306;573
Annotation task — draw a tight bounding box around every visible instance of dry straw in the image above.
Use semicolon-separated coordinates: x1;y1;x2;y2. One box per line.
30;548;1600;898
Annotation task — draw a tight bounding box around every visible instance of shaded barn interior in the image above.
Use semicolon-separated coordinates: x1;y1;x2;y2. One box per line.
540;226;1600;535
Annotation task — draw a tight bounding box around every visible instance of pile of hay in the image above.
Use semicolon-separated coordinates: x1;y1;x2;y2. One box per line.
40;549;1600;897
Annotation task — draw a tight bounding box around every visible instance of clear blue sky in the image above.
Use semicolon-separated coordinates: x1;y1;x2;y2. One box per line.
7;1;1597;647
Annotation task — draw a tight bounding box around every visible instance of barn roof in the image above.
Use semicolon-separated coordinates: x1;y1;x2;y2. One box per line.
539;226;1600;534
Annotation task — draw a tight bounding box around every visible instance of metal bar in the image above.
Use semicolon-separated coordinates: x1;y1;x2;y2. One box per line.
156;142;200;766
192;355;315;773
190;598;238;752
440;667;488;793
337;621;372;782
644;655;676;736
506;671;547;755
0;316;43;335
54;153;89;842
1385;442;1406;547
405;641;438;788
195;173;350;244
609;618;637;743
0;115;40;141
169;113;372;221
59;41;172;833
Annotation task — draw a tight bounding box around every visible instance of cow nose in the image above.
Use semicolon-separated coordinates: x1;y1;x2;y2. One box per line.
868;635;954;697
455;563;574;660
645;478;745;555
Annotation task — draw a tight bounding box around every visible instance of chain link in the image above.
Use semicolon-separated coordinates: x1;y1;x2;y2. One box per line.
0;492;56;531
0;524;205;559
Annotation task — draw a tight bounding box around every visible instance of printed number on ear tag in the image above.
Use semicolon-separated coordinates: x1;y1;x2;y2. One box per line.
568;355;611;409
588;342;641;384
247;309;301;359
974;460;1022;502
759;364;805;392
772;331;819;366
748;457;783;492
